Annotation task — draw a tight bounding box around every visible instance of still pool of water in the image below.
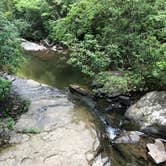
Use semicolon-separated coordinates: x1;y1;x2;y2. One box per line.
17;51;90;90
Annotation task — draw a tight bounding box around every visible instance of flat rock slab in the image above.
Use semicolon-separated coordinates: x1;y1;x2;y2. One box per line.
114;131;144;144
21;40;47;51
0;76;100;166
147;139;166;164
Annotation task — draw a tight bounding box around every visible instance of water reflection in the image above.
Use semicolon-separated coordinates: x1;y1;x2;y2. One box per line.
17;51;90;90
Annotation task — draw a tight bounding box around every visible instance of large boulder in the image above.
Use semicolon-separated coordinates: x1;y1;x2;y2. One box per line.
125;91;166;137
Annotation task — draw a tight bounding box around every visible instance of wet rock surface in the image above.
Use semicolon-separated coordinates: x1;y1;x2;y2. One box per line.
68;88;166;165
125;91;166;137
0;76;102;166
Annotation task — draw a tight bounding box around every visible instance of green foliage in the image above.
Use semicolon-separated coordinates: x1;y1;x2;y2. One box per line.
7;117;14;129
51;0;102;43
51;0;166;93
0;78;11;101
68;34;110;76
22;127;40;134
0;13;22;72
1;0;165;93
14;0;50;40
0;0;16;19
0;0;50;40
12;0;67;40
95;72;129;94
22;100;30;113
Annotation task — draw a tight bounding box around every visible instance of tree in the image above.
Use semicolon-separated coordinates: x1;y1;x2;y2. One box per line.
0;12;22;72
0;12;22;101
51;0;166;93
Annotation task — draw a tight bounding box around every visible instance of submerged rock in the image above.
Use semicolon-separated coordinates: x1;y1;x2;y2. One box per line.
147;139;166;164
125;91;166;137
0;76;101;166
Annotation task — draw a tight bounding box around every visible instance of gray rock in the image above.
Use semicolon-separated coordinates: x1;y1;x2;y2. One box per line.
125;91;166;136
0;127;10;145
21;40;47;51
69;84;92;97
114;131;144;144
147;139;166;164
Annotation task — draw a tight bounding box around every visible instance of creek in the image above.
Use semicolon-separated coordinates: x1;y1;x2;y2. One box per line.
0;48;159;166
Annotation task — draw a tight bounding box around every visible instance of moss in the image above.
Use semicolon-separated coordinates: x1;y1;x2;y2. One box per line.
22;127;40;134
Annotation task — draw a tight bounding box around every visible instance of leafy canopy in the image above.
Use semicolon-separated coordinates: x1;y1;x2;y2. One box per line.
1;0;165;93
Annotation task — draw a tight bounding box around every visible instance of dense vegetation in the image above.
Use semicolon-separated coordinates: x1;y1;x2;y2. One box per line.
0;10;24;123
0;12;22;103
0;0;166;95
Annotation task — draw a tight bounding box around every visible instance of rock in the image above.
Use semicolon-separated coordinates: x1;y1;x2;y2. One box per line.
21;40;47;51
114;131;144;144
92;154;110;166
0;126;10;145
104;95;130;112
104;103;123;112
40;39;54;48
0;76;101;165
110;134;161;166
69;84;92;97
125;91;166;137
91;81;103;89
147;139;166;164
106;93;122;99
118;96;130;106
50;45;65;54
50;45;57;51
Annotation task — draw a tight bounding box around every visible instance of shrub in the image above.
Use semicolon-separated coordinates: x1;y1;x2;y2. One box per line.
0;12;22;72
0;78;11;101
94;72;129;94
50;0;166;93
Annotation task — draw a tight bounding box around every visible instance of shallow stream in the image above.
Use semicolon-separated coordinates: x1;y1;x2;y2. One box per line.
0;49;156;166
